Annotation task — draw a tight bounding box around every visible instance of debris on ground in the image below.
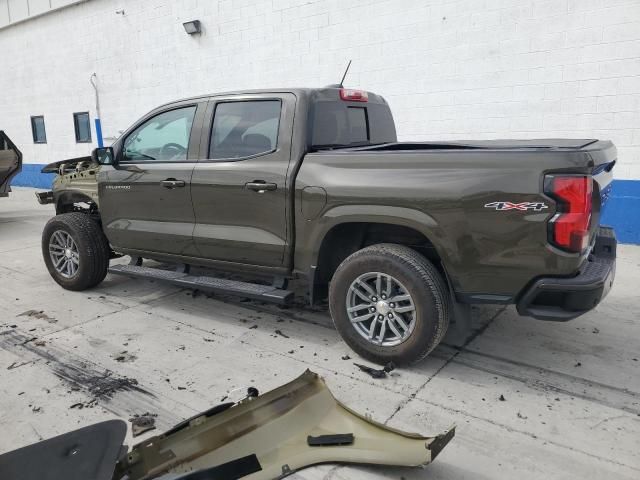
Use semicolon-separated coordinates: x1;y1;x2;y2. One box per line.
17;310;57;323
113;351;137;363
31;406;41;413
592;328;600;334
34;340;46;347
203;337;215;342
354;362;395;379
69;399;97;409
275;329;290;338
341;355;351;360
499;394;506;401
129;412;157;437
86;372;147;399
517;412;527;419
7;361;31;370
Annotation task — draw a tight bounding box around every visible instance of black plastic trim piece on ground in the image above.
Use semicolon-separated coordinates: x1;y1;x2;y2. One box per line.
173;454;262;479
428;426;456;461
307;433;355;446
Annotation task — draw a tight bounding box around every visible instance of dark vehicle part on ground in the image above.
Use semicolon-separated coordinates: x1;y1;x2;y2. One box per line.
0;131;22;198
0;371;454;480
354;361;395;379
38;86;617;364
0;420;126;480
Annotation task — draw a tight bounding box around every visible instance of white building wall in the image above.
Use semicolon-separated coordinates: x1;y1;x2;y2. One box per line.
0;0;640;179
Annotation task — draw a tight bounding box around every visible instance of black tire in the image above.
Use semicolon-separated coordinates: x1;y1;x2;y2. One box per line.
42;213;110;291
329;243;449;365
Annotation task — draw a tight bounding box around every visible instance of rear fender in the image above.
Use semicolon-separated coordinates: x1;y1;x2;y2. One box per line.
300;204;455;274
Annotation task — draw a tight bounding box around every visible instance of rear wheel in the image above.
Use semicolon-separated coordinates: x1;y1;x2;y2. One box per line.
42;213;110;291
329;244;449;365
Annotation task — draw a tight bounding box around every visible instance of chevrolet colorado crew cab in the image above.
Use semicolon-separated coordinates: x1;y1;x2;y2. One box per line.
37;87;617;364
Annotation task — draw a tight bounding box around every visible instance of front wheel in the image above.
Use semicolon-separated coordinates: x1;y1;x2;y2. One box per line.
42;213;110;291
329;244;449;365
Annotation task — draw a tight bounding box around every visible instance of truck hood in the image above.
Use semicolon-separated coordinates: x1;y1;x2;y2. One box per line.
0;131;22;197
41;155;93;174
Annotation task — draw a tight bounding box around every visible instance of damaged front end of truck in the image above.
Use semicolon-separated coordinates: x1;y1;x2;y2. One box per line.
35;155;100;213
0;370;454;480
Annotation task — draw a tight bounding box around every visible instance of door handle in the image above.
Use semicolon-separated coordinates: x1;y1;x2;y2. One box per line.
245;181;277;193
161;179;186;189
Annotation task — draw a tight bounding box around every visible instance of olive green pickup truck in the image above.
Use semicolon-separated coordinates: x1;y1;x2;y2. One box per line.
37;87;617;364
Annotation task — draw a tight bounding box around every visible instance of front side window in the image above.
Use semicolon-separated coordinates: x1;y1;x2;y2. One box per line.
31;116;47;144
123;106;196;162
209;100;281;160
73;112;92;143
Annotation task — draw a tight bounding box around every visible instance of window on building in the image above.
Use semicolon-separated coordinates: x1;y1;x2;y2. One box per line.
31;116;47;144
73;112;92;143
209;100;281;160
123;106;197;162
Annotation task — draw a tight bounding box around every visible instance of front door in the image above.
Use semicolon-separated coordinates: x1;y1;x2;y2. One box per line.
190;94;296;267
100;103;204;256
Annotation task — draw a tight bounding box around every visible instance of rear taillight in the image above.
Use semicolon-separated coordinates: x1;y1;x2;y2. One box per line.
545;175;593;253
340;88;368;102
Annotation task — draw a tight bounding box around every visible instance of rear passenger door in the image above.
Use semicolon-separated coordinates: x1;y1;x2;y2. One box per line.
190;94;296;267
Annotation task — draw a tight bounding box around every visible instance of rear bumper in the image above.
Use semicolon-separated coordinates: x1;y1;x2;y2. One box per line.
516;227;616;321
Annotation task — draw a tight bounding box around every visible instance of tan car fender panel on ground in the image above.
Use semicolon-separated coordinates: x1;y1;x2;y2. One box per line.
0;370;454;480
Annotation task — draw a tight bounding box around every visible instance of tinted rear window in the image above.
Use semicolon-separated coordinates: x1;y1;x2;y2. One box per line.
311;100;396;148
347;107;368;143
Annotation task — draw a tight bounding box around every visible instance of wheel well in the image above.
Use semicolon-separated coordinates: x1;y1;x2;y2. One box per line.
312;223;443;303
56;192;98;215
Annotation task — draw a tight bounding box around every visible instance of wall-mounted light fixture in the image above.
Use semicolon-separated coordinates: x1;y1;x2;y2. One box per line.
183;20;202;35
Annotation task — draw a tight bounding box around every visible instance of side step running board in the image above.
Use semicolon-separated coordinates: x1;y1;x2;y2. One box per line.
108;264;294;304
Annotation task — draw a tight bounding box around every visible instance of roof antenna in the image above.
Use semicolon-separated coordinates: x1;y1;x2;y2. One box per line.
339;60;352;87
327;60;352;88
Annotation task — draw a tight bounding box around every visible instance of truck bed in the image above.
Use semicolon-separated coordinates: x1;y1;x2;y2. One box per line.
297;138;616;300
337;138;604;152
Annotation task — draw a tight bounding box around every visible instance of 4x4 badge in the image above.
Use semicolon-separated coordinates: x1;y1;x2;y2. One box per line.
484;201;548;211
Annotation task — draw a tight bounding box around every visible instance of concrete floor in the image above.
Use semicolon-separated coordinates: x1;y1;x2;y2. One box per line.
0;187;639;479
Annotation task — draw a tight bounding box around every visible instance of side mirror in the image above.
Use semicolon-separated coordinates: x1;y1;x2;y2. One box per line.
91;147;115;165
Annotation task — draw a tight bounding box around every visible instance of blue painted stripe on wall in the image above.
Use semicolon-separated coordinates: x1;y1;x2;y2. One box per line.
11;164;55;190
600;179;640;245
9;165;640;244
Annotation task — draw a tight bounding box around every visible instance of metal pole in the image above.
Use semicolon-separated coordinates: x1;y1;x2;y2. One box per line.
90;73;104;147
